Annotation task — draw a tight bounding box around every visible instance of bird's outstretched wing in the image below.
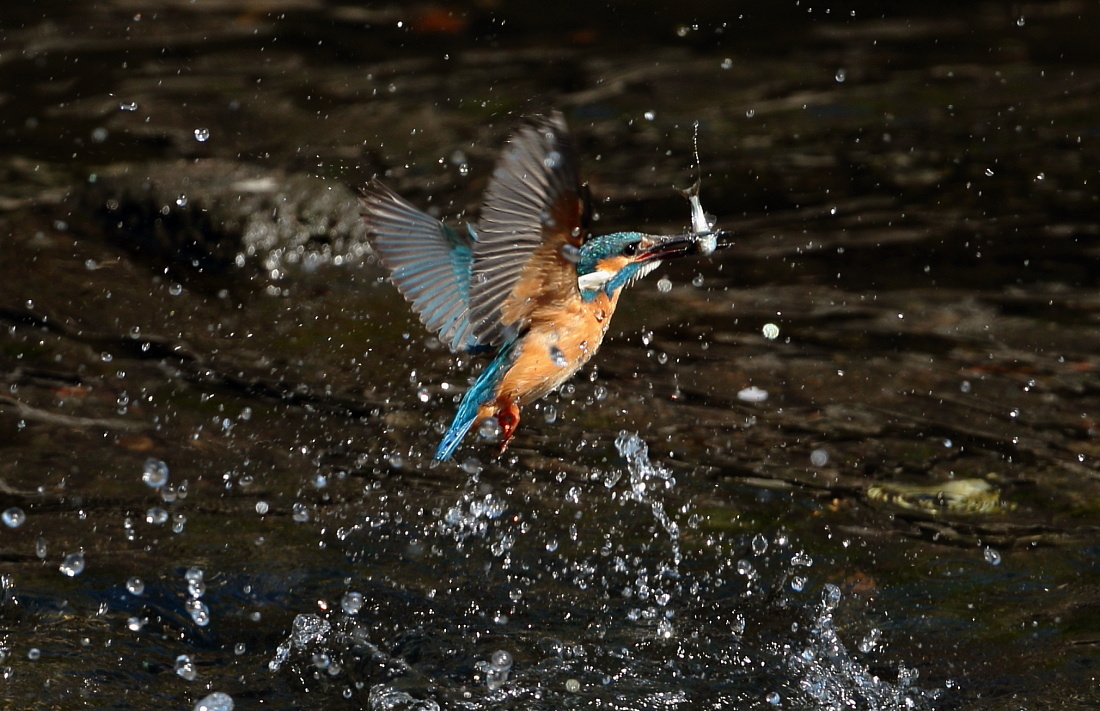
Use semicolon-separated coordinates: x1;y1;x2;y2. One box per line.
469;112;591;345
359;179;478;352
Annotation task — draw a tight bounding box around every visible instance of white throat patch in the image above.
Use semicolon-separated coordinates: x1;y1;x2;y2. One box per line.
577;269;615;292
577;260;662;293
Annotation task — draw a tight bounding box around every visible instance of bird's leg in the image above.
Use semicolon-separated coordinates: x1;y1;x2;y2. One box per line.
494;397;521;454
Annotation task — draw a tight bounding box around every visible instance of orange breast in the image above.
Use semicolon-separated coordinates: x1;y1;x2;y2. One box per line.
495;291;620;405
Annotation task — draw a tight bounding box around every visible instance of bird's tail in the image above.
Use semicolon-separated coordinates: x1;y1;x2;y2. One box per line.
435;339;519;460
435;394;483;461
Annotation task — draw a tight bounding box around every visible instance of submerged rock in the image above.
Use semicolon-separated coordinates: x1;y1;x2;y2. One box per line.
865;478;1015;515
74;159;369;279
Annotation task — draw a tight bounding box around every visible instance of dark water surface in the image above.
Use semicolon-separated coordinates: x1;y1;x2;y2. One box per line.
1;2;1099;709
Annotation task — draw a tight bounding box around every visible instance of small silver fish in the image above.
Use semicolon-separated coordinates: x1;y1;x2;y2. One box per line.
678;180;718;256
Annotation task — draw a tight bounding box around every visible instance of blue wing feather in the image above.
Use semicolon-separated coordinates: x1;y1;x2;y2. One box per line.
359;180;479;352
435;337;519;460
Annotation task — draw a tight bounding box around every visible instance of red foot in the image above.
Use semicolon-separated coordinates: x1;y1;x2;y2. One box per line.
495;399;521;454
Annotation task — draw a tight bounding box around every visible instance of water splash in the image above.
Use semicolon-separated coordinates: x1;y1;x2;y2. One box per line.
265;434;944;710
438;490;508;544
615;431;681;565
269;614;332;672
786;584;935;710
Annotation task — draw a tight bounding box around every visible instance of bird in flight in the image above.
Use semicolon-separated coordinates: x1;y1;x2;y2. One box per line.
360;112;726;460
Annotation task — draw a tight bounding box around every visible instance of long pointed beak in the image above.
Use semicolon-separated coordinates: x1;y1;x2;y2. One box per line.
637;230;735;261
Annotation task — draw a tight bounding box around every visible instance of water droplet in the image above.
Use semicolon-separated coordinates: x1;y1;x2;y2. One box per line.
790;575;807;592
186;599;211;626
478;417;501;441
810;448;829;467
35;537;47;559
342;591;364;615
643;110;656;121
737;386;768;403
721;57;733;70
960;380;971;393
176;194;188;207
983;546;1001;565
822;583;842;610
127;616;145;631
255;501;269;515
656;617;674;638
1016;16;1025;26
762;323;780;340
543;150;562;169
142;458;169;488
188;578;206;599
765;691;781;705
791;551;813;567
543;405;557;424
146;507;168;525
59;552;85;577
119;101;138;111
656;276;672;293
835;68;847;83
490;649;513;671
549;344;567;367
292;502;310;522
858;628;882;653
194;691;234;711
194;128;211;142
691;274;704;287
175;653;197;681
2;507;26;528
126;577;145;595
751;533;768;555
745;108;755;118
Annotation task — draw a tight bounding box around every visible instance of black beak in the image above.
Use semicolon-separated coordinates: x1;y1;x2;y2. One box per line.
638;230;735;260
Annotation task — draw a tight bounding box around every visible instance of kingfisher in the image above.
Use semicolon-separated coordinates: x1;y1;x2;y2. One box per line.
360;112;725;460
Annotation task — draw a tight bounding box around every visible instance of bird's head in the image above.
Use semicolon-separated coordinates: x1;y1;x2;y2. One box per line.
573;231;701;299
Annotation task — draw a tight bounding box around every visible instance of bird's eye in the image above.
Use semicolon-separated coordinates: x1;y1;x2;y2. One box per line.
622;242;639;257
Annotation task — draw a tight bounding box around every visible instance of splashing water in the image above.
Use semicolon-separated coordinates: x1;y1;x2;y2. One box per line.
269;614;332;672
262;432;943;710
616;431;682;567
788;584;934;710
438;490;509;545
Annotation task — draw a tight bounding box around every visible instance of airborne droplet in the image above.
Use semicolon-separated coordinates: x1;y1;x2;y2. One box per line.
2;507;25;528
59;552;85;577
142;458;169;488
